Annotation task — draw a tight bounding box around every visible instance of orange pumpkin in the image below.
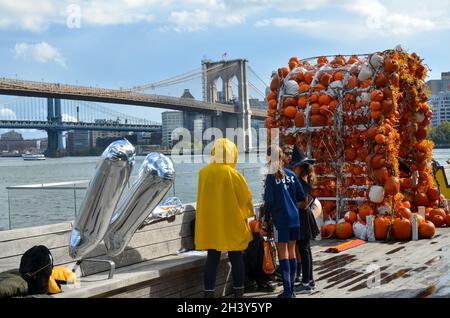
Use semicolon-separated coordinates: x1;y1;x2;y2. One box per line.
344;211;357;224
270;76;280;91
419;221;435;239
375;73;387;87
297;96;307;109
445;214;450;227
371;155;386;169
397;207;412;221
283;106;297;119
426;188;440;201
384;176;400;196
359;204;374;222
402;201;411;209
323;224;336;238
431;215;444;227
372;167;389;183
345;148;357;161
310;114;327;127
384;58;399;73
430;208;446;220
294;111;305;127
319;94;332;106
415;193;429;207
370;89;384;102
392;218;412;241
336;221;353;239
284;97;297;107
374;217;390;241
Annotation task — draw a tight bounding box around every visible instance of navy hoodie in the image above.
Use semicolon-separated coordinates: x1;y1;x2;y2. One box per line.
263;168;306;230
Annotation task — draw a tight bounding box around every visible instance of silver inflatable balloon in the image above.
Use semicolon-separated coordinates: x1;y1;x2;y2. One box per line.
104;152;175;257
69;139;135;259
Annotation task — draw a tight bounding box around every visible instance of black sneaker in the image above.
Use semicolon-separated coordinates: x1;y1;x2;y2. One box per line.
309;280;316;290
257;282;276;292
295;274;302;283
294;283;312;294
277;291;294;298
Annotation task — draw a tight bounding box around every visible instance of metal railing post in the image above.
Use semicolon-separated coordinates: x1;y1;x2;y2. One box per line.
73;184;77;217
7;189;12;230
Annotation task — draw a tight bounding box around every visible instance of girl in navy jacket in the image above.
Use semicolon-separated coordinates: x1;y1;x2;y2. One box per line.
263;145;305;298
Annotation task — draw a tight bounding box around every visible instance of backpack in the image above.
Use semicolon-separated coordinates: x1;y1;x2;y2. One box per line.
19;246;54;295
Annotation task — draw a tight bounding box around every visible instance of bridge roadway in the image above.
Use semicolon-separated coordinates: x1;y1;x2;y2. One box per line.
0;78;267;120
0;120;161;132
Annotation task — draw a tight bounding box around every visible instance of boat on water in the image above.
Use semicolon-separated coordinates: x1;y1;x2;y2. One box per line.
22;153;46;161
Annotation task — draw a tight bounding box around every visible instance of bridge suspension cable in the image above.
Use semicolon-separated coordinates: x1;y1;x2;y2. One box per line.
131;63;243;93
248;65;268;88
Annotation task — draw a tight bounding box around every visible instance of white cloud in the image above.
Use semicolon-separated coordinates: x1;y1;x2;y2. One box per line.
0;108;17;119
0;0;55;32
167;9;245;32
14;42;66;68
255;18;325;29
0;0;450;36
342;0;450;36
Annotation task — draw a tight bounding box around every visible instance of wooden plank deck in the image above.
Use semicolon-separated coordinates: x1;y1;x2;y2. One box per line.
246;228;450;298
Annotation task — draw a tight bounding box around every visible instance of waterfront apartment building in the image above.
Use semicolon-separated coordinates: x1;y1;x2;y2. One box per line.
427;72;450;126
162;111;184;148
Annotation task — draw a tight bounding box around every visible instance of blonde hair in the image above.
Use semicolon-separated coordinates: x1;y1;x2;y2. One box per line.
267;145;285;180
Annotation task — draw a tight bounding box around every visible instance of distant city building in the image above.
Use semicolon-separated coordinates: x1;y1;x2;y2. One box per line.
430;92;450;126
0;130;38;153
427;72;450;95
249;98;267;110
137;130;162;145
91;131;128;147
427;72;450;126
66;130;91;153
162;111;184;148
1;130;23;141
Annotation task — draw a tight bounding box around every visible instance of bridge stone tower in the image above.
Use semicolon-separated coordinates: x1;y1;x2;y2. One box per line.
202;58;253;152
45;98;65;157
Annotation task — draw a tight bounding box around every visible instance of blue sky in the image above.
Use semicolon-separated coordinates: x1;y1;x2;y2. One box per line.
1;0;450;139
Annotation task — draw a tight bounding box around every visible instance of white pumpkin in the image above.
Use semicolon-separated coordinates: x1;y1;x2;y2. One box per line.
369;185;385;203
329;80;343;89
284;80;299;95
360;92;371;104
358;64;373;82
352;221;368;240
369;54;384;69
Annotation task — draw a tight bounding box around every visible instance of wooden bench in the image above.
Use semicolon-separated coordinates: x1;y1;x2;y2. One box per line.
0;204;234;298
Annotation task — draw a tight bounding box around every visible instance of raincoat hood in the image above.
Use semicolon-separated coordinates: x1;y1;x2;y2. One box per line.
211;138;238;167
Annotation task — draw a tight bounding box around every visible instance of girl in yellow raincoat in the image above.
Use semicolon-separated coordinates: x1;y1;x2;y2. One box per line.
195;138;254;298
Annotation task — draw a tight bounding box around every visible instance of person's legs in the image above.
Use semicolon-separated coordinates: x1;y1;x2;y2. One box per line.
295;241;302;282
307;241;315;288
295;239;312;294
228;251;245;298
276;242;292;297
288;240;297;293
204;249;221;297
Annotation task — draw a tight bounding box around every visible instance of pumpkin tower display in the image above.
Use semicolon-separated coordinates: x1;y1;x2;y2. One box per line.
265;47;449;241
